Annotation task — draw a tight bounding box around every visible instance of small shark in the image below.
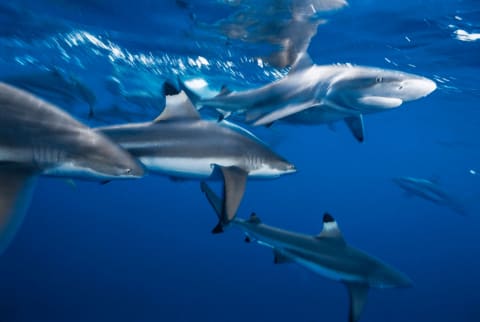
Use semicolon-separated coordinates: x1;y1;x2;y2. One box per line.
97;91;296;227
0;82;144;254
188;53;436;142
201;182;412;322
3;68;97;118
393;176;467;216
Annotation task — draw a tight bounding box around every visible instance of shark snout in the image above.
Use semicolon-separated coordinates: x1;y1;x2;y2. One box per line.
399;77;437;101
119;160;145;178
285;163;297;174
123;165;144;177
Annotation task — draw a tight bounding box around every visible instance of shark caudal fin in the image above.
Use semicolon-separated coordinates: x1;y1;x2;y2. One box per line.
200;165;248;234
0;168;37;254
344;282;370;322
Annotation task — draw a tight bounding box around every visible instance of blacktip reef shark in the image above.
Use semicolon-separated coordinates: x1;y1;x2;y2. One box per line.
186;53;437;142
201;182;412;322
393;176;467;216
96;91;296;227
0;82;144;254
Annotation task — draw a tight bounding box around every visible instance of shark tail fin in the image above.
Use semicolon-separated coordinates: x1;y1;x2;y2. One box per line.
0;168;37;255
345;282;369;322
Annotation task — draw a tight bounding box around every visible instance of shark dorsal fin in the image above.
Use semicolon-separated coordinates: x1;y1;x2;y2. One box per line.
288;52;313;75
247;212;262;224
317;212;345;243
216;85;232;97
153;91;200;122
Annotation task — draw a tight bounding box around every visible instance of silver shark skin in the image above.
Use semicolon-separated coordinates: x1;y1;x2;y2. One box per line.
201;182;411;322
0;82;144;254
393;176;467;216
192;54;436;142
97;91;296;229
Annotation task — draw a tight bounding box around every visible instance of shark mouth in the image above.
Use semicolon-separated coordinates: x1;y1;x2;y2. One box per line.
357;96;403;108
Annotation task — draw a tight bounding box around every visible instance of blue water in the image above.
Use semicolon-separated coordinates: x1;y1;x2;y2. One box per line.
1;0;479;321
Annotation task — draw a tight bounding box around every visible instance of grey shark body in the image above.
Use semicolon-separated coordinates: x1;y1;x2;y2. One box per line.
201;182;412;322
97;92;295;226
0;82;144;254
191;54;436;142
393;176;467;216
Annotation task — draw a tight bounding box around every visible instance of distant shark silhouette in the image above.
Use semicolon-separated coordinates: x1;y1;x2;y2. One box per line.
185;53;436;142
3;68;96;118
97;91;296;226
393;176;467;216
201;181;412;322
0;83;144;254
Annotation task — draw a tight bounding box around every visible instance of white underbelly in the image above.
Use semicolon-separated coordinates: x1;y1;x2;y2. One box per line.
140;157;235;178
289;253;361;283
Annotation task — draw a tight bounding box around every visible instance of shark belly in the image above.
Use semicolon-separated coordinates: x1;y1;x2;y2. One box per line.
283;249;363;283
139;156;238;179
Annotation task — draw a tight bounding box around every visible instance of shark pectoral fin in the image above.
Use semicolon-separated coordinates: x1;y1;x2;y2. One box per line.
220;165;248;223
153;91;200;122
252;102;315;126
200;181;223;220
344;115;365;143
345;282;369;322
0;168;37;254
273;249;293;264
208;165;248;234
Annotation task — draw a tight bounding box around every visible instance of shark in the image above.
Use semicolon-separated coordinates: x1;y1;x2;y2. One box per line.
393;176;467;216
3;68;97;118
0;82;144;254
96;91;296;227
201;181;413;322
187;53;437;142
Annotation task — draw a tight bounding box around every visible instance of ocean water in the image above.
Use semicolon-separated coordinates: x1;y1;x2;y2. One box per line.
0;1;479;321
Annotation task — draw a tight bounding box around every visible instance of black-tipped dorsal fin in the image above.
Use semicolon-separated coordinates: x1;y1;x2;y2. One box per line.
247;212;261;224
344;115;365;143
216;85;232;97
345;282;369;322
162;80;180;96
288;52;313;75
153;91;200;122
317;212;345;243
